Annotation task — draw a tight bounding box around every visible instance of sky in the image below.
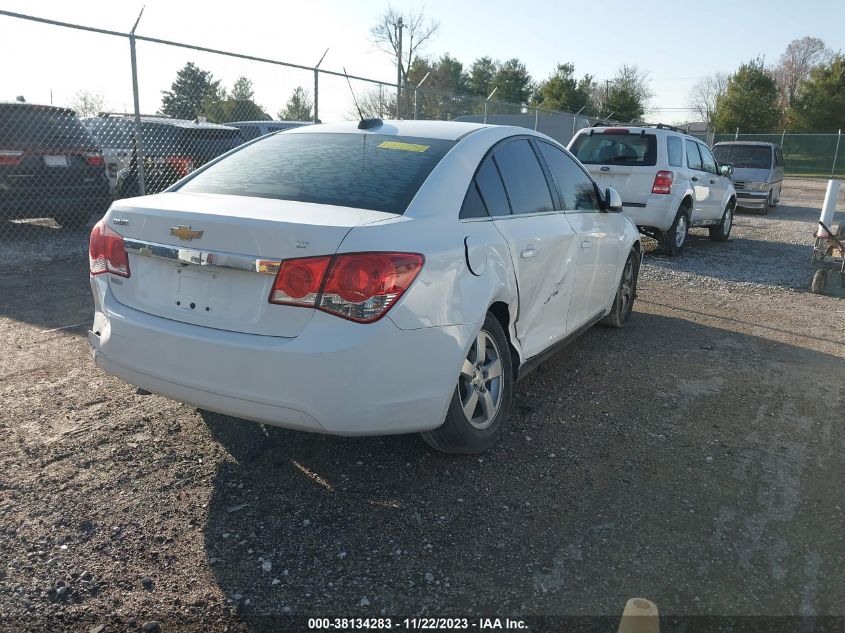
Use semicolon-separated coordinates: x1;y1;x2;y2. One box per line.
1;0;843;124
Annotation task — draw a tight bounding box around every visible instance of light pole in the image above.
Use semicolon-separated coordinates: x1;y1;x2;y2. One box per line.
414;71;430;120
484;87;498;124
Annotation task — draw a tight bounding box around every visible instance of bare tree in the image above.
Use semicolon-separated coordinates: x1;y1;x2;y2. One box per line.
688;72;728;124
774;37;832;106
370;5;440;84
69;90;106;117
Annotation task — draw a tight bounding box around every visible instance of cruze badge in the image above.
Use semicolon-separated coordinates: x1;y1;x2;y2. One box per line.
170;225;204;241
112;217;130;226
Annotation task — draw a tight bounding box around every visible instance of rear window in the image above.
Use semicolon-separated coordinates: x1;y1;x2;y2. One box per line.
179;132;456;214
83;118;135;149
570;132;657;166
0;105;95;149
712;144;773;169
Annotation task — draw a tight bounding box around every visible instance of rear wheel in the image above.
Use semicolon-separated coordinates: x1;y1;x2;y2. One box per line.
600;250;639;328
421;313;513;454
709;201;734;242
658;205;690;256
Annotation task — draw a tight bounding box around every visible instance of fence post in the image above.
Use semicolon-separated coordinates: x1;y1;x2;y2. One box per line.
129;11;146;196
484;87;498;124
313;69;319;124
735;127;739;140
780;130;785;148
832;129;841;177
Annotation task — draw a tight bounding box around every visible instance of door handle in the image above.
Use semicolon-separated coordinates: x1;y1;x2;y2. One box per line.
581;240;592;249
520;246;538;259
691;176;699;182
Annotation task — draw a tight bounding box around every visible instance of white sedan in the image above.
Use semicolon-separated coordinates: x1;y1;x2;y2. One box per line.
88;120;641;453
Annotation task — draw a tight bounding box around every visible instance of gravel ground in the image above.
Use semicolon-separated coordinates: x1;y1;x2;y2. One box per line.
0;178;843;631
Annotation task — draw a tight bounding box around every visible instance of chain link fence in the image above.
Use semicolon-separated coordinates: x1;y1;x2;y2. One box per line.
714;131;844;178
0;9;608;254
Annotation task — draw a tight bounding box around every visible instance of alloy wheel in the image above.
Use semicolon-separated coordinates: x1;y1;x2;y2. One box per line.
459;330;504;430
675;214;688;248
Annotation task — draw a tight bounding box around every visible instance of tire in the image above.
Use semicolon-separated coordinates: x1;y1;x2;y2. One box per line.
600;250;639;328
709;201;734;242
421;313;513;454
763;190;773;214
810;269;827;295
658;204;690;256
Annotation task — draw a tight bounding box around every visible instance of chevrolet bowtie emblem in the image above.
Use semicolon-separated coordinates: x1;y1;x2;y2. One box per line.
170;225;204;241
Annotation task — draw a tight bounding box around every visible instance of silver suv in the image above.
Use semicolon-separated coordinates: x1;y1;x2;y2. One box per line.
569;124;737;255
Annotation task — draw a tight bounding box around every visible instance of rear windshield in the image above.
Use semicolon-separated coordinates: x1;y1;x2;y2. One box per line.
569;132;657;166
0;105;96;149
712;144;772;169
178;132;456;214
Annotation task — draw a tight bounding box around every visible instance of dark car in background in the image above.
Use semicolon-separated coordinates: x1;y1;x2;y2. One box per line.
82;114;242;199
226;120;310;141
0;102;111;228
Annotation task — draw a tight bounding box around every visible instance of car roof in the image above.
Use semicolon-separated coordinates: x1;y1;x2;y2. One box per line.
0;102;75;115
713;140;776;147
228;120;308;126
582;125;702;142
86;114;238;131
287;119;490;141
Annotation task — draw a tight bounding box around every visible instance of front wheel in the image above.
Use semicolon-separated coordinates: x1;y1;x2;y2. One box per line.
600;250;640;328
421;313;513;454
709;201;734;242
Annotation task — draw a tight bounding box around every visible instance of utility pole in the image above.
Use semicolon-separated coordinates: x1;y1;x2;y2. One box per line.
396;17;403;119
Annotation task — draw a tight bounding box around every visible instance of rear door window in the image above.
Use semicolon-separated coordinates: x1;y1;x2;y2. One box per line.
537;141;600;212
474;156;511;217
667;136;683;167
686;140;703;170
569;131;657;166
492;139;554;215
460;182;488;219
179;132;456;214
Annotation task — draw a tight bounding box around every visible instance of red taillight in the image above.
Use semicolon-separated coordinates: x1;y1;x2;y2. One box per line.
83;152;105;167
268;252;424;323
0;150;24;166
167;156;195;177
602;128;630;134
89;220;130;278
269;256;332;306
652;170;674;195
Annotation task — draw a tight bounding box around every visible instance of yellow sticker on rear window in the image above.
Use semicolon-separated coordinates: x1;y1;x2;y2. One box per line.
377;141;430;153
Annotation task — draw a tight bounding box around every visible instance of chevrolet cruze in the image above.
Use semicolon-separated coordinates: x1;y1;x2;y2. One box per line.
88;120;641;453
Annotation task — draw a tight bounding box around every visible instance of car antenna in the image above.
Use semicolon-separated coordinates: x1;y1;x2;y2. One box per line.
343;67;365;122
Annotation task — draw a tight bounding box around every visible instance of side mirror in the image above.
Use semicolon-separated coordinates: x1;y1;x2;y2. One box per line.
720;164;733;177
605;187;623;213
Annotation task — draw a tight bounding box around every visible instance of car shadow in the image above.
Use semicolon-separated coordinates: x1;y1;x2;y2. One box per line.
198;312;845;625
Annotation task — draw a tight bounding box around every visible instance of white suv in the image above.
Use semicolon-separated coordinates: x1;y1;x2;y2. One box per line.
569;125;736;255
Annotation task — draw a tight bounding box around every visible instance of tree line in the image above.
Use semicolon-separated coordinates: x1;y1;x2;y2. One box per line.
690;37;844;133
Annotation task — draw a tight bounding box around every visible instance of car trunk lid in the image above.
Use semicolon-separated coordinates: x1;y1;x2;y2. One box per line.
105;192;394;337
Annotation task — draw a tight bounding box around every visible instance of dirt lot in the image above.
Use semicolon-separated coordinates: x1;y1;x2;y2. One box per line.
1;178;843;631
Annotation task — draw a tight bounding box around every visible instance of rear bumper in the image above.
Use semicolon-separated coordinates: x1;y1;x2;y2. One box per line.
0;187;111;219
89;277;476;436
623;194;679;232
